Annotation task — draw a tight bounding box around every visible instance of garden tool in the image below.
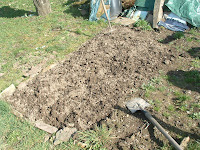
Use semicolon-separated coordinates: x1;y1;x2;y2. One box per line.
126;98;183;150
101;0;113;31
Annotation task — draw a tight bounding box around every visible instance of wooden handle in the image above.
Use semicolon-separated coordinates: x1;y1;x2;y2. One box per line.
143;110;183;150
101;0;112;30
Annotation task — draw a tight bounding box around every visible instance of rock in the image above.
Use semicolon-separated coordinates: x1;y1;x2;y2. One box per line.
42;63;57;73
67;123;75;128
0;84;16;99
44;134;51;143
163;60;170;65
180;136;190;149
12;109;23;119
80;9;87;16
53;127;77;145
17;81;28;91
0;73;4;77
77;142;87;148
195;95;200;100
35;120;58;134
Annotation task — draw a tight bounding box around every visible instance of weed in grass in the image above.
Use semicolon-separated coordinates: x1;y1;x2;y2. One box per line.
168;105;175;112
186;140;200;150
0;100;53;149
78;124;111;149
184;70;200;85
189;112;200;120
141;83;156;92
158;86;166;92
62;139;81;150
191;103;200;109
191;58;200;68
154;99;161;104
179;104;188;112
154;106;160;112
174;91;191;102
162;112;170;118
144;91;150;98
173;32;185;39
134;20;152;31
161;143;173;150
186;37;200;42
188;28;200;36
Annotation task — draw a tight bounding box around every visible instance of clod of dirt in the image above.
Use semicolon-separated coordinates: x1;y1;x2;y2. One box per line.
9;26;178;130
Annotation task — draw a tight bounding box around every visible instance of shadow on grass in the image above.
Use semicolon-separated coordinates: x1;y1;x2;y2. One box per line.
114;105;200;147
159;32;185;44
187;47;200;58
167;70;200;93
63;1;90;19
0;6;34;18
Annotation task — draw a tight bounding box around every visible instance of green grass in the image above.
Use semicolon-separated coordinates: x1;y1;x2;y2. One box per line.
0;100;112;150
142;77;164;97
172;32;185;39
0;0;106;92
134;19;152;31
0;100;52;149
77;124;111;150
191;58;200;68
186;140;200;150
174;91;191;102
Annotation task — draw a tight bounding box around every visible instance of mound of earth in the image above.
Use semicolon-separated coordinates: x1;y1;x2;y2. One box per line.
9;26;178;130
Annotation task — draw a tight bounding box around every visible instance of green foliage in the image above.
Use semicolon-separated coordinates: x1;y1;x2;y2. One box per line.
174;91;191;102
134;20;152;31
0;100;52;149
168;105;175;112
186;140;200;150
189;112;200;120
173;32;185;39
78;124;111;149
142;77;164;97
191;58;200;68
184;70;200;86
0;0;106;92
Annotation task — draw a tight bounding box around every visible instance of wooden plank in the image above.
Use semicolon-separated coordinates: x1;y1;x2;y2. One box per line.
153;0;165;29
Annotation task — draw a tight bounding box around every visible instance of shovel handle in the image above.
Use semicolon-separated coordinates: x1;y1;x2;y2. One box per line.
101;0;112;30
143;110;183;150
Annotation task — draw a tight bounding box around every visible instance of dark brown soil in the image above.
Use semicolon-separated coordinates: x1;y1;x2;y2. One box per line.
9;26;199;149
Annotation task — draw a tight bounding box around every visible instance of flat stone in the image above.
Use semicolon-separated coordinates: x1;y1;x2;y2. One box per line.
180;136;190;149
111;17;136;26
54;127;77;145
0;84;16;99
35;120;58;134
0;73;4;77
12;109;23;118
163;60;170;65
44;134;51;143
42;63;57;73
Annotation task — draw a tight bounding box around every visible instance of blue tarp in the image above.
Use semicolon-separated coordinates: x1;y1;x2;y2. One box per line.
89;0;110;21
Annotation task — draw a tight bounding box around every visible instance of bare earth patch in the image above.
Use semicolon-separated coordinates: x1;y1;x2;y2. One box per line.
8;26;199;149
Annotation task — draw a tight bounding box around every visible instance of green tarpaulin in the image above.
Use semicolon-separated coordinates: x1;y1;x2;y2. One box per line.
166;0;200;27
134;0;155;11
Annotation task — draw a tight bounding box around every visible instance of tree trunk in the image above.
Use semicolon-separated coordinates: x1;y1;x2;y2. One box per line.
33;0;52;16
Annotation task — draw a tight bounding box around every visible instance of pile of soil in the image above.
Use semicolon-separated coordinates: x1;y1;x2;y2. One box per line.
9;26;177;130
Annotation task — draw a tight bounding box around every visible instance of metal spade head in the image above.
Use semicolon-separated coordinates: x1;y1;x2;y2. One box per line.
126;98;150;113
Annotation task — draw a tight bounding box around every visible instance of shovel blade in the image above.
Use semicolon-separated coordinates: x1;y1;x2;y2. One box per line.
126;98;150;113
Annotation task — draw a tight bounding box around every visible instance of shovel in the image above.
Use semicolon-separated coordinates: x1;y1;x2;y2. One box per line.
126;98;183;150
